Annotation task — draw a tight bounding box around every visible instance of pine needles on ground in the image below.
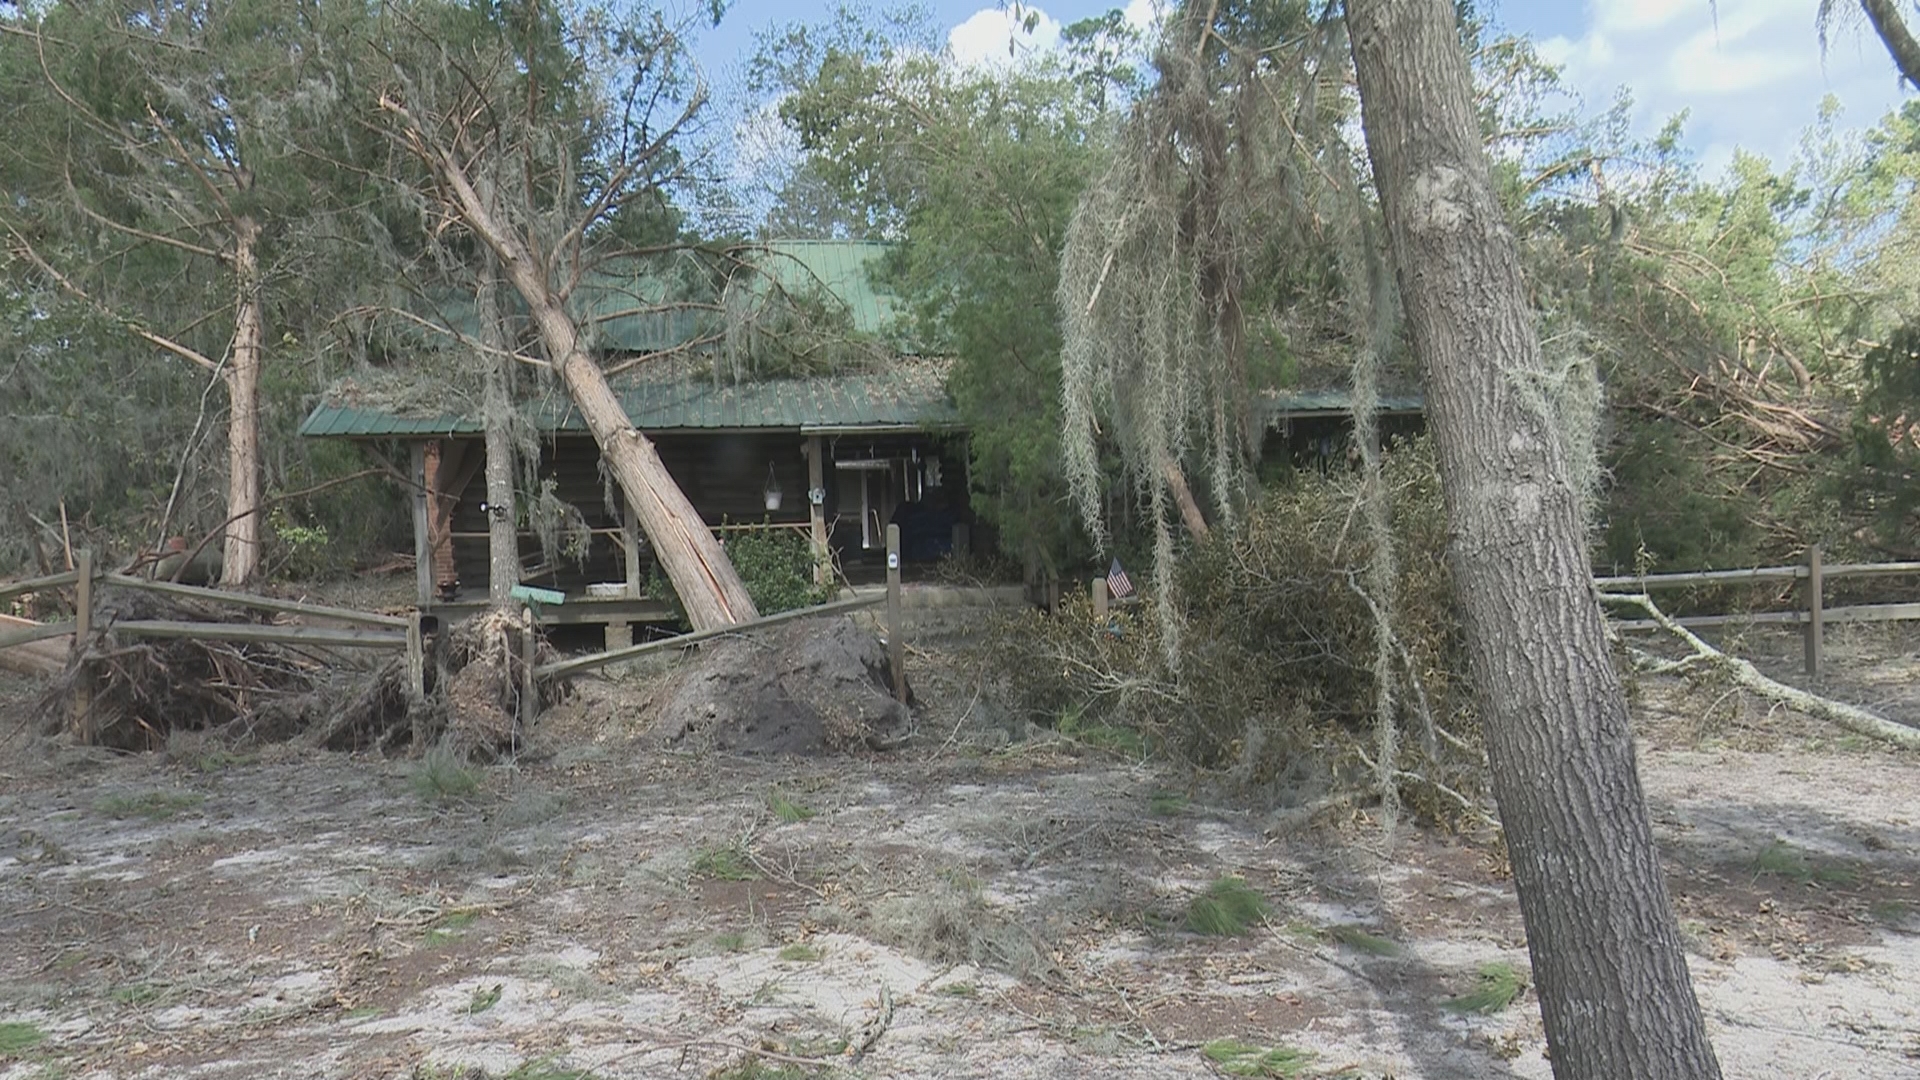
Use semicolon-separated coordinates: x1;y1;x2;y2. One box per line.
1442;961;1528;1014
1201;1039;1316;1078
1185;876;1270;936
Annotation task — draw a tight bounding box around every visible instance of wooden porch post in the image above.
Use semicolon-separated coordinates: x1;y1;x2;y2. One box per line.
409;443;432;606
807;435;830;587
620;493;643;599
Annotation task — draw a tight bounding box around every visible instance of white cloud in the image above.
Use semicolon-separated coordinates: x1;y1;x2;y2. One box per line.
1541;0;1910;173
947;6;1063;70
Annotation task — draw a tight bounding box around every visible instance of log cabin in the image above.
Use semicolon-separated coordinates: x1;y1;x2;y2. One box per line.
298;240;1424;640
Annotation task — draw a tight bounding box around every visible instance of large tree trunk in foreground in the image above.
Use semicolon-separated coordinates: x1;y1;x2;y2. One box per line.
411;138;757;630
221;217;263;587
1346;2;1722;1078
1861;0;1920;87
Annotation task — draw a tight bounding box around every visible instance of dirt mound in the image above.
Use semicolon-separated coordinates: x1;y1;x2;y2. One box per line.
649;615;911;755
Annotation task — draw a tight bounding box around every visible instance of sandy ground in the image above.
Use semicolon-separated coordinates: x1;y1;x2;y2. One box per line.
0;628;1916;1080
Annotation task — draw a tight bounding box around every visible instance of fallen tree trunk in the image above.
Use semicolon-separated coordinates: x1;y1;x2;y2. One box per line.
1602;592;1920;751
378;96;758;632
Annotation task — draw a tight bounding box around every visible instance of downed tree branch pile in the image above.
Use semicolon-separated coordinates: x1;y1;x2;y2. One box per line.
40;596;559;756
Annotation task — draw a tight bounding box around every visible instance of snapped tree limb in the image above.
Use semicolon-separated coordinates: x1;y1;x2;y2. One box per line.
1600;592;1920;751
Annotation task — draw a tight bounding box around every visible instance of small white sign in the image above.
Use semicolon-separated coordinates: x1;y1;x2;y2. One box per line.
887;553;900;570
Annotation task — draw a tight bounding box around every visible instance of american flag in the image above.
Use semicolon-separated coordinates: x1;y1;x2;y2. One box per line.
1106;558;1135;601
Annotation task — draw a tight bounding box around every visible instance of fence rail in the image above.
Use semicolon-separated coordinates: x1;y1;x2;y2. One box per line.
0;555;424;710
1597;547;1920;675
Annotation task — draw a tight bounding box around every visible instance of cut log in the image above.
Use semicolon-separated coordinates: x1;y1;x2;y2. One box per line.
0;614;68;676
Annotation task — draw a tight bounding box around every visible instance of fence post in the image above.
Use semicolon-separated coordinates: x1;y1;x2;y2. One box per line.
405;610;425;705
1804;544;1824;678
68;549;94;743
1092;576;1109;619
887;523;905;703
519;606;538;728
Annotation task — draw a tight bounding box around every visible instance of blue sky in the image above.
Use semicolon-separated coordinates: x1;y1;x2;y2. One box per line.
681;0;1916;178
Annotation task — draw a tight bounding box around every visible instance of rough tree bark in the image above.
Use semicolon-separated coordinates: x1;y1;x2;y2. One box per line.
382;98;757;629
477;261;521;606
1860;0;1920;87
1345;2;1723;1078
220;216;263;586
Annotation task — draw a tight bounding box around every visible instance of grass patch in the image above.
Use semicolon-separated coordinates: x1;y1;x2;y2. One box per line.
0;1022;45;1055
766;789;816;824
937;981;977;997
110;983;163;1007
1185;877;1270;936
411;746;482;803
343;1006;382;1021
465;983;503;1016
711;931;750;953
705;1057;819;1080
94;789;203;820
1148;790;1188;817
1328;924;1401;957
500;1060;601;1080
692;844;757;881
1442;962;1527;1014
1871;899;1912;925
1750;840;1859;887
776;942;824;963
1201;1039;1315;1078
1057;706;1148;759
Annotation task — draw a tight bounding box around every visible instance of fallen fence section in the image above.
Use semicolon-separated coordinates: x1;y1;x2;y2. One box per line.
538;592;886;681
1596;549;1920;676
0;554;424;701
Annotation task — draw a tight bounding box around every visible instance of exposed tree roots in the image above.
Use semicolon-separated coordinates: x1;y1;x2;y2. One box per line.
40;596;560;756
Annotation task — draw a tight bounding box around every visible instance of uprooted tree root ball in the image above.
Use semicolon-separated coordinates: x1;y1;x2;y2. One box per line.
41;598;561;757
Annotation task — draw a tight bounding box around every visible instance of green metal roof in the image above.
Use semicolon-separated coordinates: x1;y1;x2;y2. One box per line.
756;240;900;338
301;360;957;438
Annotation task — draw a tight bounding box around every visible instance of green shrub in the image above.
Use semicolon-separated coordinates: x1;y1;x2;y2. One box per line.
973;438;1481;820
723;522;833;614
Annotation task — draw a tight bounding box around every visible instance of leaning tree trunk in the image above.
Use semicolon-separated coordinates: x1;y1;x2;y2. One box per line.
1861;0;1920;88
221;216;264;587
477;260;521;607
418;146;757;630
1345;2;1723;1079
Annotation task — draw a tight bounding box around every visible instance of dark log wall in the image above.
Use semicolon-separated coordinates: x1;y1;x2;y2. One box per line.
443;432;815;596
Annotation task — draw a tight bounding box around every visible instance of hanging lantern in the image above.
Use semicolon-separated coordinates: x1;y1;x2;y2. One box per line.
763;462;784;511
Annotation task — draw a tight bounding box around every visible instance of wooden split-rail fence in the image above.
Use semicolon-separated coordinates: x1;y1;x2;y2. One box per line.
0;551;427;706
1592;547;1919;677
0;525;917;728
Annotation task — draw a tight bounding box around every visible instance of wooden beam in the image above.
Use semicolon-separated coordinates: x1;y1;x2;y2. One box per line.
0;619;77;650
621;493;642;599
410;442;432;606
537;592;884;680
807;435;829;587
0;569;81;605
887;523;904;703
114;620;408;649
1804;545;1824;678
1594;566;1804;590
102;574;409;627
